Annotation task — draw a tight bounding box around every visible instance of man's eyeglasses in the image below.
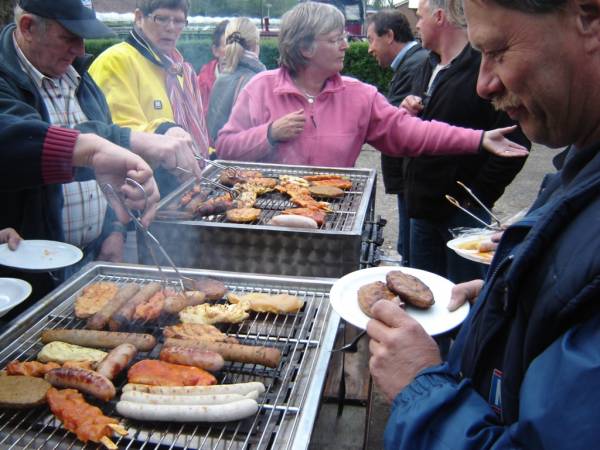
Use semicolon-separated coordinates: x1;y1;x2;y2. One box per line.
148;14;188;29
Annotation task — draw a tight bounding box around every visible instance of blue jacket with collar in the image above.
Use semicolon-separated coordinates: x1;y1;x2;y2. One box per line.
0;23;130;243
384;144;600;449
0;24;130;301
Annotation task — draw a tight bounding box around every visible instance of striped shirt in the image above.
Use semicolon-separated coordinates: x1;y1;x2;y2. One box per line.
14;34;107;248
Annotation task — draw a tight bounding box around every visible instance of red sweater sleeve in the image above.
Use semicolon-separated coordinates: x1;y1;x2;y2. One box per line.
42;126;79;184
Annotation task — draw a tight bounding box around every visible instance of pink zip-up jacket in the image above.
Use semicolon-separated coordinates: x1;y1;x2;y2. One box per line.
216;68;483;167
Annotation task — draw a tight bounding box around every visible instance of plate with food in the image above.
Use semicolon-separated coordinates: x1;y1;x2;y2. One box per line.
447;234;495;265
0;240;83;271
329;266;469;335
0;278;32;318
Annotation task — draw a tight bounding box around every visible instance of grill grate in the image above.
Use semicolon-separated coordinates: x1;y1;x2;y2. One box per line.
160;162;372;232
0;263;340;450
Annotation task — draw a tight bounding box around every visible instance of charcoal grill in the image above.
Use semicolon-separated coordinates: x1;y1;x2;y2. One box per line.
0;262;340;450
138;161;382;278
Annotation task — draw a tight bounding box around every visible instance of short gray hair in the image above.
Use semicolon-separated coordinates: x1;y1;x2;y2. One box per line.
278;2;345;75
428;0;466;28
14;5;49;31
462;0;567;13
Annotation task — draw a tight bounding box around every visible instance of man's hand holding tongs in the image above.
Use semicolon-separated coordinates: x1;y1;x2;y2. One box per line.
129;129;203;181
73;133;160;226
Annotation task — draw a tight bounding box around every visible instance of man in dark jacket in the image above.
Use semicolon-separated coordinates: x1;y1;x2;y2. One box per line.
367;9;428;266
367;0;600;448
401;0;529;282
0;0;199;301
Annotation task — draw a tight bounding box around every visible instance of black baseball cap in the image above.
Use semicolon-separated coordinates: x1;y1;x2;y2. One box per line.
19;0;115;39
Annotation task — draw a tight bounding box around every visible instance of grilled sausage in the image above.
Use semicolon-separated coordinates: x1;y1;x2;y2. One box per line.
44;367;116;401
159;346;224;372
163;338;281;368
122;381;266;396
86;284;140;330
121;390;258;405
163;291;207;314
269;214;318;229
95;343;137;380
116;398;258;422
109;283;162;331
40;329;156;352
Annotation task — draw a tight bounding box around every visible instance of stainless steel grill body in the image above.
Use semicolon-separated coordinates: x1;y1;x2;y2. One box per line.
0;262;340;450
139;161;377;278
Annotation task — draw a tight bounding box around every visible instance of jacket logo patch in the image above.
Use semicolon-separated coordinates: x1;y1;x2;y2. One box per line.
153;100;163;110
489;368;503;419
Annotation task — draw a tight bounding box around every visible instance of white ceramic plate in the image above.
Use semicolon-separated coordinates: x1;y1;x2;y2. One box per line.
0;278;32;318
0;240;83;271
447;235;494;265
329;266;469;335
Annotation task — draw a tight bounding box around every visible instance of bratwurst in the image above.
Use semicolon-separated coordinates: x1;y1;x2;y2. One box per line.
40;329;156;352
159;346;224;372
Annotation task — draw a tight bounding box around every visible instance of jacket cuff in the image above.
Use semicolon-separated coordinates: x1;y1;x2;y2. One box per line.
392;363;459;409
155;122;179;135
42;126;79;184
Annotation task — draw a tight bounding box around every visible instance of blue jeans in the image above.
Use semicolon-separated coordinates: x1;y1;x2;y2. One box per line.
409;208;488;283
397;195;410;266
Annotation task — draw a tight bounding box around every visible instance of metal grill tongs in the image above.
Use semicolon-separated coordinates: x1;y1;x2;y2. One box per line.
101;179;196;290
445;181;504;231
176;155;243;199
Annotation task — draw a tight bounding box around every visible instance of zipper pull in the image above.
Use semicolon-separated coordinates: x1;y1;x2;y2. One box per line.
311;114;317;128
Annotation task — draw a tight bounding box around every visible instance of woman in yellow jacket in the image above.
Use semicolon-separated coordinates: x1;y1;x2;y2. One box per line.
90;0;209;193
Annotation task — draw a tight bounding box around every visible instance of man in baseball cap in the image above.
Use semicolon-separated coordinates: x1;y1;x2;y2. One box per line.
18;0;115;39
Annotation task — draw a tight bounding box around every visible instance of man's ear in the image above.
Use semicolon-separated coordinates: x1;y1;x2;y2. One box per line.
385;29;395;44
17;14;37;40
574;0;600;45
433;8;444;25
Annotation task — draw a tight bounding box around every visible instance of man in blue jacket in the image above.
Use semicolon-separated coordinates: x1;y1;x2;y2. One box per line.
367;0;600;448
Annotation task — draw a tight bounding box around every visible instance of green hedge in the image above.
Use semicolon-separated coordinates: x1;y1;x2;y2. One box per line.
85;38;391;93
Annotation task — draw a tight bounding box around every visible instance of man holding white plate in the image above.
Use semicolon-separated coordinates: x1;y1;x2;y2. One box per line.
0;115;160;321
367;0;600;448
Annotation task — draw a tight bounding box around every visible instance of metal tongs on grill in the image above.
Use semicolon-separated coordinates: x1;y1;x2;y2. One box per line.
176;155;242;199
445;181;504;231
101;179;196;290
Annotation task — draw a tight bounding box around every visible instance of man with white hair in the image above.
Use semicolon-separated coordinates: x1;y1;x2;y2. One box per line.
368;0;600;448
0;0;199;298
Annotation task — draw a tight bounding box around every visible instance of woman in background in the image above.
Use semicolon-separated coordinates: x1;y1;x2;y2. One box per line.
90;0;209;193
207;18;266;143
197;19;229;121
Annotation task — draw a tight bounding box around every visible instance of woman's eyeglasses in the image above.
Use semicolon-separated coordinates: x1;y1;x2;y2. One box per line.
319;32;349;46
148;14;188;29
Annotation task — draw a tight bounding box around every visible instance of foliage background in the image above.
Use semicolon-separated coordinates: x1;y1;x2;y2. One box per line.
85;38;392;93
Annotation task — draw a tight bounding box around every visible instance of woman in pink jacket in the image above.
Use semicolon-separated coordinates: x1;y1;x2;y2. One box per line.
216;2;527;167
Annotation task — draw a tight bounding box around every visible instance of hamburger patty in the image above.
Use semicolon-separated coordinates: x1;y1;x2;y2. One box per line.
0;375;51;408
385;270;434;309
357;281;402;318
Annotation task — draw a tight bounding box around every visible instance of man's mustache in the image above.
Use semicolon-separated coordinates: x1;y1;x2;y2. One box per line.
491;93;521;111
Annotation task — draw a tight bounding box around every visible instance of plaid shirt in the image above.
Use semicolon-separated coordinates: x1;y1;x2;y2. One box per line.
14;36;107;248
